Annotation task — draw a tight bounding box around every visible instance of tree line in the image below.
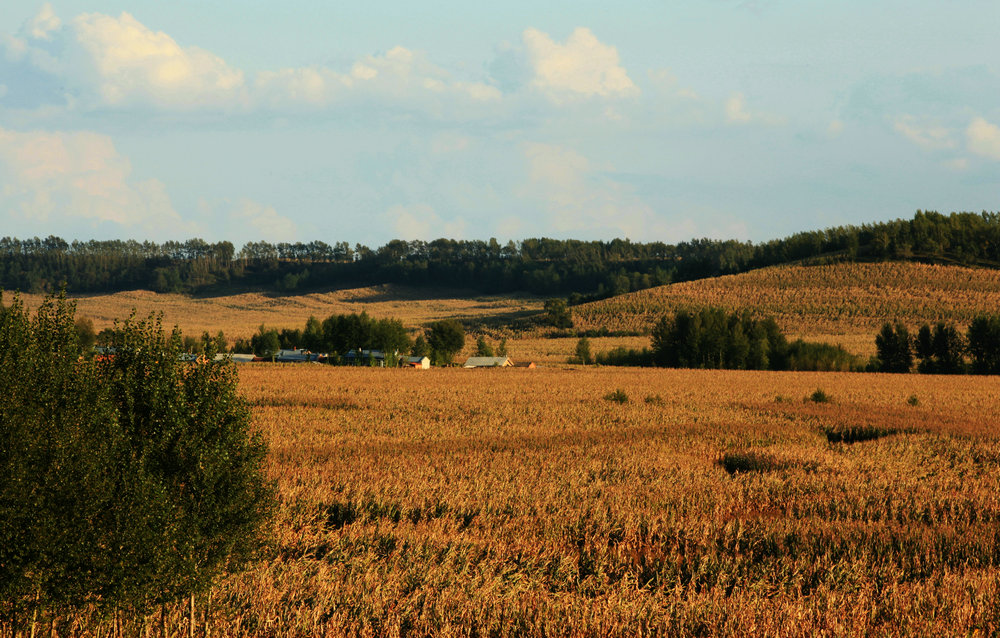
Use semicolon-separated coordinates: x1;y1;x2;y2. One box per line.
237;312;469;366
576;307;862;372
874;317;1000;374
3;210;999;297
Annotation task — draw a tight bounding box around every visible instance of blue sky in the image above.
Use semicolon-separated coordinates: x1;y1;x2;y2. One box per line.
1;1;998;247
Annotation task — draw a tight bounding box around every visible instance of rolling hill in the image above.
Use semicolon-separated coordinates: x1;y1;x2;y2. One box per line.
572;262;1000;357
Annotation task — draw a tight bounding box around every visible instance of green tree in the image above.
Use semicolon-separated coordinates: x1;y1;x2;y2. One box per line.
497;338;509;357
967;315;1000;374
875;322;913;373
0;294;273;627
916;322;965;374
251;325;281;359
411;334;430;358
575;336;592;365
475;335;494;357
543;298;573;329
427;319;465;365
302;316;324;352
74;315;96;351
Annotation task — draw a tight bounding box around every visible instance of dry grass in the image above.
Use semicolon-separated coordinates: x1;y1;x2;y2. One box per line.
32;365;997;637
17;284;543;342
574;262;1000;357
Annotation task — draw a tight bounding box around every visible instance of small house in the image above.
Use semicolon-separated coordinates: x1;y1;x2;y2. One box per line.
463;356;513;368
405;356;431;369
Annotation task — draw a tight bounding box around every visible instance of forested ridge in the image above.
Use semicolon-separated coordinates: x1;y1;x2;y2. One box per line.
2;210;998;297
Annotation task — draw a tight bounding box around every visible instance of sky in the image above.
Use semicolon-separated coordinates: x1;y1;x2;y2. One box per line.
0;1;998;247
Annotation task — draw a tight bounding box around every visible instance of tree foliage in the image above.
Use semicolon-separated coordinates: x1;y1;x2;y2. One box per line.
427;320;465;365
7;211;999;299
0;293;273;626
875;322;914;373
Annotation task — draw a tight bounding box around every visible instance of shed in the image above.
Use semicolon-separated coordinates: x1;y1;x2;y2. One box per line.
463;356;513;368
513;361;536;369
405;356;431;369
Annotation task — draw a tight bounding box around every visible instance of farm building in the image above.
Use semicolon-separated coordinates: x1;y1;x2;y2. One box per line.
463;356;514;368
344;349;389;367
275;348;326;363
405;356;431;369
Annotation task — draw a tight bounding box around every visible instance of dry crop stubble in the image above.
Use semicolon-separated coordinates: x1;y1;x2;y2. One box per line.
17;284;543;343
574;262;1000;357
167;365;1000;637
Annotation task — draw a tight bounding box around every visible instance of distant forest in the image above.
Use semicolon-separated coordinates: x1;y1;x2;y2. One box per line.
2;210;999;298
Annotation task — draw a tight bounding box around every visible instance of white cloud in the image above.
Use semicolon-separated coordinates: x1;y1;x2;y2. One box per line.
944;158;969;171
967;117;1000;160
70;12;246;109
0;126;196;235
522;27;637;101
893;115;956;150
225;198;298;241
255;45;500;111
725;92;752;123
724;91;784;126
28;4;61;40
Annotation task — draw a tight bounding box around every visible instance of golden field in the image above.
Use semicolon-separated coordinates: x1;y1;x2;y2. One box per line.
17;284;543;344
83;364;1000;637
21;261;1000;362
574;262;1000;357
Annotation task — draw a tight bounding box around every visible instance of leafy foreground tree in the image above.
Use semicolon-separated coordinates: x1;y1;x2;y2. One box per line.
0;293;273;631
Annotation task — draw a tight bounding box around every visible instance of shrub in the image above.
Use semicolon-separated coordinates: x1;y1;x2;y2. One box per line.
822;425;899;444
604;389;629;404
907;394;920;407
809;388;832;403
719;451;784;474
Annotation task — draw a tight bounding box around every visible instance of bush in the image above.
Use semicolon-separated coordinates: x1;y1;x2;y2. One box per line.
594;346;654;366
0;293;273;625
604;389;629;404
809;388;832;403
718;451;784;474
822;425;900;444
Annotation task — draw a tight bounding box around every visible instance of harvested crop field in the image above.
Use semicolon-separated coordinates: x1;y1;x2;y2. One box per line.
176;365;1000;637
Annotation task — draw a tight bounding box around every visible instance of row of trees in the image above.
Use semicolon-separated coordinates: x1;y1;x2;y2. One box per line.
238;312;469;365
648;308;861;372
0;295;272;629
875;317;1000;374
4;210;998;296
573;308;861;372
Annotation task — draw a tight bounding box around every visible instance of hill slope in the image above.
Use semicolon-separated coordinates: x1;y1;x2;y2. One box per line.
573;262;1000;356
17;285;543;342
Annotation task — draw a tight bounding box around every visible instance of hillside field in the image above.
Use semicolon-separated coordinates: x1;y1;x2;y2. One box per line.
17;261;1000;362
40;365;1000;636
574;262;1000;357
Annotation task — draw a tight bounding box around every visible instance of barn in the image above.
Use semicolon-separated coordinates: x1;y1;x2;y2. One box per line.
463;356;514;368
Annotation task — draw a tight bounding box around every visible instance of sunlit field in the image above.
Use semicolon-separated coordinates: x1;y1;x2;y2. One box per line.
17;284;543;343
575;262;1000;357
155;364;1000;637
